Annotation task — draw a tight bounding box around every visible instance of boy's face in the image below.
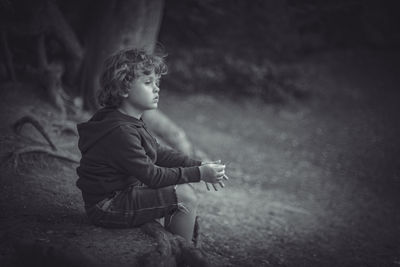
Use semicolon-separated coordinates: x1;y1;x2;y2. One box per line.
122;71;160;112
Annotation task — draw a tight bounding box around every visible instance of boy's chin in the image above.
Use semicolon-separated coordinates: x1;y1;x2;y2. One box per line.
147;104;158;110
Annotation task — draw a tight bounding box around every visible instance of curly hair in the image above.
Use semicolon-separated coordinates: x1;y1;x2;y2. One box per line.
98;48;167;107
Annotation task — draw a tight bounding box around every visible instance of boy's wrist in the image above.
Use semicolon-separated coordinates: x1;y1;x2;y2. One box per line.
198;165;204;180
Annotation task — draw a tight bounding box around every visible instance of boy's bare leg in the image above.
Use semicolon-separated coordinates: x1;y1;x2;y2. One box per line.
166;184;198;243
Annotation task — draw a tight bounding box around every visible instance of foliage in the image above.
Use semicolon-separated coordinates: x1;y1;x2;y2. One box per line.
159;0;400;101
1;0;399;104
161;48;308;103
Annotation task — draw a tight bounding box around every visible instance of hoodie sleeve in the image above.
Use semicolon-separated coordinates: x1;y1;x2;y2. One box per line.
108;126;200;188
156;143;202;168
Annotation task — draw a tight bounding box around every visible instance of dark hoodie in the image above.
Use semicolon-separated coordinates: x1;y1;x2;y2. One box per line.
76;107;201;206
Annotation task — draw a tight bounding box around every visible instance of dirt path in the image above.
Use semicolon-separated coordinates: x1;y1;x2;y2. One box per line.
1;51;399;266
160;51;400;266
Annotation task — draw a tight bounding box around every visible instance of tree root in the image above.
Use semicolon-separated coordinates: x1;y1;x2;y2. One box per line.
52;120;78;136
143;110;194;156
10;115;80;169
13;115;57;151
9;146;79;169
139;221;209;267
13;114;78;143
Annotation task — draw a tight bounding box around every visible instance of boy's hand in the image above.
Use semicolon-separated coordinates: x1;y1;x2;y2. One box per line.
200;160;229;191
199;163;225;182
202;160;222;165
204;180;227;191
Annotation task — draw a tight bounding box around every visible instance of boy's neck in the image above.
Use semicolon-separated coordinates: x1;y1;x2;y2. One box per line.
118;104;143;119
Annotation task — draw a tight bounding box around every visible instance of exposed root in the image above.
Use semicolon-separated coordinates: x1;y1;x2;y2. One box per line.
10;115;79;171
140;221;209;267
13;116;57;151
52;120;78;136
9;146;79;169
143;110;194;156
41;61;67;117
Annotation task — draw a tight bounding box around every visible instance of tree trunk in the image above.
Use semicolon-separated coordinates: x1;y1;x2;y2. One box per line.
80;0;164;110
79;0;202;157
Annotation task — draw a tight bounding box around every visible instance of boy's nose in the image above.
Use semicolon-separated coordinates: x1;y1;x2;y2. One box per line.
154;85;160;93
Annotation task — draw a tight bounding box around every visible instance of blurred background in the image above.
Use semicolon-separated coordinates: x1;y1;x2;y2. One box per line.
2;0;399;104
159;0;400;101
1;0;400;266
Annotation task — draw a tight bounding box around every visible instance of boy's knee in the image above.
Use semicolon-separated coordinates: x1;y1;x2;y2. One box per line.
175;184;198;211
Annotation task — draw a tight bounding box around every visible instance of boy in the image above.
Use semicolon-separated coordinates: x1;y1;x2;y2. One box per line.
76;48;227;243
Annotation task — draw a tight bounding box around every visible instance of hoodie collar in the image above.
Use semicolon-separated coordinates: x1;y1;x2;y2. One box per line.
77;107;145;154
113;108;145;127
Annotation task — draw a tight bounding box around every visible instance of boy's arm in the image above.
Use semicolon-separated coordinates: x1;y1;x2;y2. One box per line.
109;126;200;188
156;143;202;168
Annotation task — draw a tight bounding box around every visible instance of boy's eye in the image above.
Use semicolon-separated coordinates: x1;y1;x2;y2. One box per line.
144;80;160;86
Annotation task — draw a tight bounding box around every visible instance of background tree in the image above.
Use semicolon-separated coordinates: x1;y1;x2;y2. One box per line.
1;0;196;156
79;0;164;110
77;0;196;155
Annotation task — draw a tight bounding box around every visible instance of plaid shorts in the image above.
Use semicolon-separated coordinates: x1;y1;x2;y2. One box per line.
85;185;179;228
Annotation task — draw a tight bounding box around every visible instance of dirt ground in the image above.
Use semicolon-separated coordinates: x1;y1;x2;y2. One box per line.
1;50;400;266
